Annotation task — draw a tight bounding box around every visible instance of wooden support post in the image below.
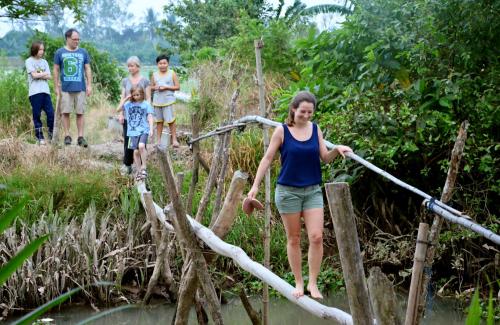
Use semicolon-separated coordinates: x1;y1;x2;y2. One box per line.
210;170;248;232
187;112;202;215
157;147;224;325
239;286;262;325
212;90;239;220
415;121;469;323
51;94;62;146
174;170;248;323
143;192;161;244
195;134;224;222
405;223;429;325
254;38;271;325
199;156;211;174
144;228;170;303
368;267;402;325
325;182;373;325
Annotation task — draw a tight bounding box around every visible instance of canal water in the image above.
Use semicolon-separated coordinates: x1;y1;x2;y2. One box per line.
8;291;466;324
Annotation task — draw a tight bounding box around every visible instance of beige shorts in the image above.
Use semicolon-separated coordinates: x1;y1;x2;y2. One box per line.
154;104;175;124
61;91;86;114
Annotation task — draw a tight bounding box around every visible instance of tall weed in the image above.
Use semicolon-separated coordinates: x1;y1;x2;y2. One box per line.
0;68;31;131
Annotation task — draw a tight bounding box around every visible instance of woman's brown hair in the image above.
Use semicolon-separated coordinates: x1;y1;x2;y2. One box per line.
30;41;44;57
286;91;317;126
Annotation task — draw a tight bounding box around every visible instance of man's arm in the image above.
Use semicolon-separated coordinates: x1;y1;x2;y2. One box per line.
84;63;92;96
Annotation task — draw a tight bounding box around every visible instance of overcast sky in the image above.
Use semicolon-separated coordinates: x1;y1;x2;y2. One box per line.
0;0;343;37
127;0;335;17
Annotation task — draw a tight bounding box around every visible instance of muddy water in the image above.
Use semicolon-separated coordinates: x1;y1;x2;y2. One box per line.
8;292;465;324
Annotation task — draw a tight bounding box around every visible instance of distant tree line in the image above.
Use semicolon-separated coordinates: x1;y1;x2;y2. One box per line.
0;0;180;66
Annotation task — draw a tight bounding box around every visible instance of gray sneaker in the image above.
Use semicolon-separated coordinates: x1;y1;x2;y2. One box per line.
77;136;88;148
64;136;72;145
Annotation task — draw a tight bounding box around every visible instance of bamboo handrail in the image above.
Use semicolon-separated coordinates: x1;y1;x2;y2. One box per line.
423;199;500;245
189;115;499;246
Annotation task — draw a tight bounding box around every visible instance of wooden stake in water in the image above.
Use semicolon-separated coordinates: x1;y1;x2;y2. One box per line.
254;38;271;325
405;223;429;325
325;182;374;325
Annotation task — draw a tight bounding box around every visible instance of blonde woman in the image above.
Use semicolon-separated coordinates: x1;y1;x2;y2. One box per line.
118;56;151;174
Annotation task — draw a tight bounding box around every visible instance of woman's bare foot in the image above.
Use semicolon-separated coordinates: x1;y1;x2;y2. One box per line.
172;140;180;148
307;284;323;299
292;282;304;298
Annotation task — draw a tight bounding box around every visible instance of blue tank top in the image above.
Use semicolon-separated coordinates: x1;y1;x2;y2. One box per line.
277;123;322;187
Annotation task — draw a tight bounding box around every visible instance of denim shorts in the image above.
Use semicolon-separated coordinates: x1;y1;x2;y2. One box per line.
275;184;323;214
128;133;149;150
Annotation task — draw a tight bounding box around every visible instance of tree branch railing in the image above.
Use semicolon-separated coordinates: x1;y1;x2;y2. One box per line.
188;115;500;246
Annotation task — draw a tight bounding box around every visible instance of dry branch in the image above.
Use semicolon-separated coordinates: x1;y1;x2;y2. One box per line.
157;147;223;325
416;120;469;323
195;134;224;223
212;90;240;221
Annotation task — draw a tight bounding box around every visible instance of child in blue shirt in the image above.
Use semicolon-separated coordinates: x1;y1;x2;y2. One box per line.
117;85;154;181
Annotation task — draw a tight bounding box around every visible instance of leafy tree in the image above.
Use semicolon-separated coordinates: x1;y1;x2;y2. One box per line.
0;0;89;21
77;0;132;40
143;8;159;42
158;0;273;56
277;0;499;285
219;14;307;74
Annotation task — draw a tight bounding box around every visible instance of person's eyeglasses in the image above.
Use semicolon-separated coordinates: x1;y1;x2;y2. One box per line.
71;38;80;41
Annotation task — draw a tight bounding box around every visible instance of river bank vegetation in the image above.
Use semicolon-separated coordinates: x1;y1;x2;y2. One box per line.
1;0;499;321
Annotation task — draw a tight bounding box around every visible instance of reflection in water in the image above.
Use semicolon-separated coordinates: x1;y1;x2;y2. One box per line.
7;292;465;324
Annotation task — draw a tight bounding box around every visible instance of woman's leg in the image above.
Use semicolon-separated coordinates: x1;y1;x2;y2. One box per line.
281;212;304;298
303;208;324;299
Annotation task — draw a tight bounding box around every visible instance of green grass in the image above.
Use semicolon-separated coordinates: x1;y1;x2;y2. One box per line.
1;166;127;224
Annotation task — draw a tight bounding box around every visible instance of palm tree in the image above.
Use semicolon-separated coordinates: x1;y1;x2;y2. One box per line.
302;3;353;17
275;0;353;23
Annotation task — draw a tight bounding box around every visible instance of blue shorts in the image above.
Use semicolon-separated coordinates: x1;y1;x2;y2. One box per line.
274;184;323;214
128;133;149;150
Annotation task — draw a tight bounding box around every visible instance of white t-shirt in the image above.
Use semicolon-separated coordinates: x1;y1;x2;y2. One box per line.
25;57;51;97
